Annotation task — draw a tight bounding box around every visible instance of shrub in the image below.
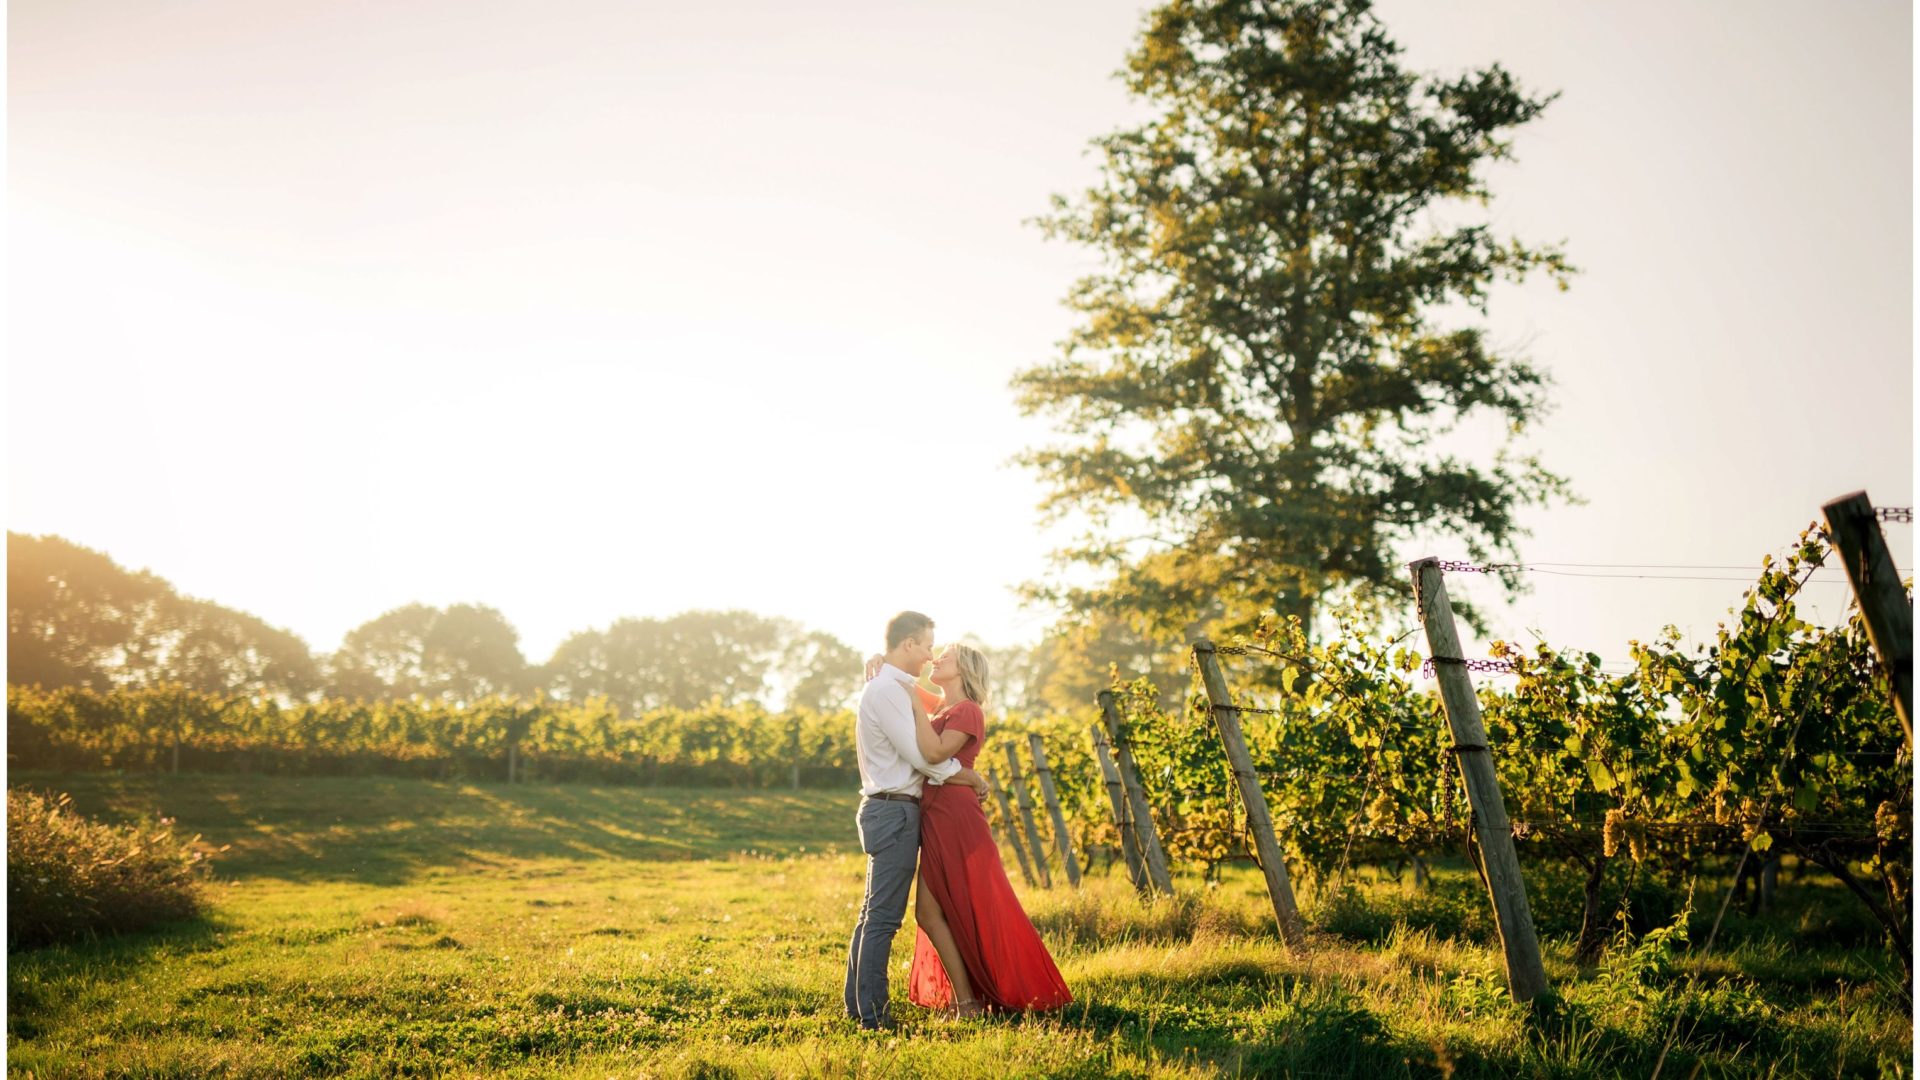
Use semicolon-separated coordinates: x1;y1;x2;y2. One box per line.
7;788;216;947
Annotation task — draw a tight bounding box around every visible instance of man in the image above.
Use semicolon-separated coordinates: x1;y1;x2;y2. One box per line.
842;610;988;1030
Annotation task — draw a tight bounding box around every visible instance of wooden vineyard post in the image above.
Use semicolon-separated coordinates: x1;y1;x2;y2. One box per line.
1410;557;1550;1002
1090;723;1150;892
1098;691;1176;896
988;766;1037;887
1822;492;1913;745
1003;744;1054;888
789;714;802;790
1191;640;1307;949
1027;734;1082;887
503;704;534;785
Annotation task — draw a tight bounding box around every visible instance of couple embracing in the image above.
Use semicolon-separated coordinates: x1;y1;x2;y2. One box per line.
841;611;1072;1029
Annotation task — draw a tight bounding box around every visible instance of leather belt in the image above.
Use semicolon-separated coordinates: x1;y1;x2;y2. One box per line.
866;792;920;804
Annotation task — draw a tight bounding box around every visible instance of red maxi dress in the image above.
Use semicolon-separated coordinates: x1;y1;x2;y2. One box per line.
907;701;1072;1012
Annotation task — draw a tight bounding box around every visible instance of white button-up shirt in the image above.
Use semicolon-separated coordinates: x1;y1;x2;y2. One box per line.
856;662;961;797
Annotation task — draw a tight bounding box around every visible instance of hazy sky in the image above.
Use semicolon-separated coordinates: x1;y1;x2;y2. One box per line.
8;1;1913;672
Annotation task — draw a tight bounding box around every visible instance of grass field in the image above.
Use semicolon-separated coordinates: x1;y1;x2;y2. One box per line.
6;772;1911;1078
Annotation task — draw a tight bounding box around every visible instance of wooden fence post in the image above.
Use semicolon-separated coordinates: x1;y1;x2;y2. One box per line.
1003;744;1054;888
1027;734;1082;888
1191;640;1307;949
790;714;802;790
1098;691;1176;896
1822;491;1913;745
1410;556;1550;1002
988;766;1037;887
1090;723;1150;893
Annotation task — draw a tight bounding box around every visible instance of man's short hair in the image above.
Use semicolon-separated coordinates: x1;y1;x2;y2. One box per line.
886;611;934;651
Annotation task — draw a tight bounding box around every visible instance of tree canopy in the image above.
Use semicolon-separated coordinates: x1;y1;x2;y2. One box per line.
1017;0;1573;646
327;603;529;703
9;534;871;714
8;533;319;697
542;610;834;715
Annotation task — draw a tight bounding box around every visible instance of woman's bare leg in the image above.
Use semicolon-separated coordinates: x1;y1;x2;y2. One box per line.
915;874;979;1012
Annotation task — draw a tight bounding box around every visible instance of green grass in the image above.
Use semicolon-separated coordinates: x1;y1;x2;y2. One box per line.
7;772;1911;1078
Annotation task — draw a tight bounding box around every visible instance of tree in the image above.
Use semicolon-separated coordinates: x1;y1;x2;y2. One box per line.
544;610;788;715
328;603;527;702
778;630;864;713
328;604;436;699
8;532;319;698
1016;0;1573;644
153;598;321;699
1015;617;1192;716
421;604;529;701
8;533;170;689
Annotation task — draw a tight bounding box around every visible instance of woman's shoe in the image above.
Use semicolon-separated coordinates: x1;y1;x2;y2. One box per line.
947;998;983;1019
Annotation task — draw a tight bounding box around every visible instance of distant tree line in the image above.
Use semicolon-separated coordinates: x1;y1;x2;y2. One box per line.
8;533;1183;717
7;534;868;713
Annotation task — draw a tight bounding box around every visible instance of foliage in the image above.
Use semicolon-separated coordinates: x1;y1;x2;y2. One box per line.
1093;528;1908;969
542;610;812;714
779;630;865;713
1016;0;1574;644
7;787;217;947
1002;614;1192;716
327;602;529;702
7;684;864;788
8;532;319;698
1485;527;1911;964
11;533;874;712
1099;610;1452;884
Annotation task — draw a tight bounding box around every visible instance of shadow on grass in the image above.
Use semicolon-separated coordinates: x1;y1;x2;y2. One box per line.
8;912;241;1037
1037;944;1868;1078
1032;955;1420;1076
10;771;857;884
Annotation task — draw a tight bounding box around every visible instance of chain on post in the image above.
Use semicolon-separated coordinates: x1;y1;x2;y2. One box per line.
1421;655;1518;679
1874;506;1913;523
1418;562;1522;678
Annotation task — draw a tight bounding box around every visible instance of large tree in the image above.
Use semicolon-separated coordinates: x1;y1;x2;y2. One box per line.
8;533;170;689
1017;0;1572;643
327;603;527;702
155;598;320;698
544;610;789;715
8;532;319;697
778;630;865;714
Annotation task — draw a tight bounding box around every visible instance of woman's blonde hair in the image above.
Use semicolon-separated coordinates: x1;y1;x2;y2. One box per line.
950;645;990;706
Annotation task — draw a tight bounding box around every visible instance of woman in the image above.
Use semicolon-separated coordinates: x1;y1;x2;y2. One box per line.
883;645;1072;1017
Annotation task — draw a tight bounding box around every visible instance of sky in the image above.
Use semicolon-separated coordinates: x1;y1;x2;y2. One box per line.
7;0;1913;674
